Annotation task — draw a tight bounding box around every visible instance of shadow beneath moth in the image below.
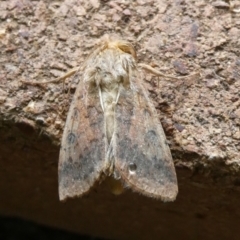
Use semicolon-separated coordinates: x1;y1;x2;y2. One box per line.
59;38;178;202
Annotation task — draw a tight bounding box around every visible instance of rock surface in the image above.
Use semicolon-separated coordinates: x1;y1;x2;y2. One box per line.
0;0;240;239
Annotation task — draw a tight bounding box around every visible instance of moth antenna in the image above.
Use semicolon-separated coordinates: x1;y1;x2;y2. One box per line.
21;67;79;85
139;63;200;80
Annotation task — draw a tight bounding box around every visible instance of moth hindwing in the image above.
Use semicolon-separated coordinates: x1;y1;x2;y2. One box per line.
58;38;178;201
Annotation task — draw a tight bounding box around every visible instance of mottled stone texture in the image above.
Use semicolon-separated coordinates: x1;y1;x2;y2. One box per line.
1;0;240;239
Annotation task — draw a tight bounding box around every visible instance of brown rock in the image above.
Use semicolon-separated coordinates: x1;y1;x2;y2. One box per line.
0;1;240;240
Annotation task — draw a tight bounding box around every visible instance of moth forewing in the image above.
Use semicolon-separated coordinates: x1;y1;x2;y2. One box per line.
114;69;178;201
58;67;106;201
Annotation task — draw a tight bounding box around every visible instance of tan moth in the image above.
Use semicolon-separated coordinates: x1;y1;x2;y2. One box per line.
57;37;178;202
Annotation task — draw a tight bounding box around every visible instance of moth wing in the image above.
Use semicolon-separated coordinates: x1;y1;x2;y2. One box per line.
58;73;106;201
114;74;178;201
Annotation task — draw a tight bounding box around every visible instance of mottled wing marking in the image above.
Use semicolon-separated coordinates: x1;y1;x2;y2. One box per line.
114;72;178;201
58;74;105;201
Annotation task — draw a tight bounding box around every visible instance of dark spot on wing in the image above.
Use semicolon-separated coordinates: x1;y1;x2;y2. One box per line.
154;163;162;170
145;130;157;143
129;163;137;173
144;108;151;117
73;108;79;118
67;132;76;144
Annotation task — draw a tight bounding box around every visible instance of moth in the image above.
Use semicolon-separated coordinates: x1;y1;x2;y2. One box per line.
58;38;178;201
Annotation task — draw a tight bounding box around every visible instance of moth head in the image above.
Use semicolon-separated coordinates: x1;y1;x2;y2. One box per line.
94;34;137;59
107;40;136;60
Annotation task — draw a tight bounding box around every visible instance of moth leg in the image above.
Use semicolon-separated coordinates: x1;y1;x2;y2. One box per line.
103;87;121;175
104;87;121;175
98;87;105;112
104;138;115;175
103;99;117;175
114;87;121;105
